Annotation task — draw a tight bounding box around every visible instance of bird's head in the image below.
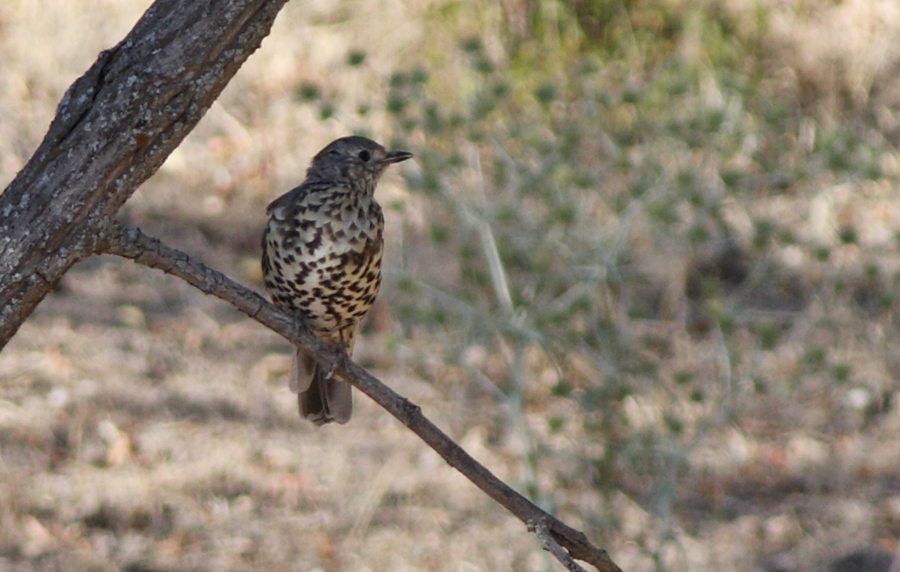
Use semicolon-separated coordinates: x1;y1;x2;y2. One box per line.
307;136;413;193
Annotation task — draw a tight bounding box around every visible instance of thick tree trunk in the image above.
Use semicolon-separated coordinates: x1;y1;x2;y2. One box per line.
0;0;289;350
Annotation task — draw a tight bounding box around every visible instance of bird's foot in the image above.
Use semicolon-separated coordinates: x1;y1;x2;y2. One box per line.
324;341;348;380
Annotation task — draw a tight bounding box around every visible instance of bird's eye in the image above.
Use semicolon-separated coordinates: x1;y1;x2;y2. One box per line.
358;150;371;162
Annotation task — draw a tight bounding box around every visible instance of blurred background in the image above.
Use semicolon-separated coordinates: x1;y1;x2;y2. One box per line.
2;0;900;570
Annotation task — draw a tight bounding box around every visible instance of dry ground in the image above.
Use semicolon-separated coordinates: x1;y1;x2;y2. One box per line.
3;1;900;571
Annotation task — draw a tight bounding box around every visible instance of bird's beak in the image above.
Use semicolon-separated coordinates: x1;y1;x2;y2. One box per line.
382;150;414;164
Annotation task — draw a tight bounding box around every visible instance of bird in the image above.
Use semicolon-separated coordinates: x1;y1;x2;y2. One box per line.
261;136;413;425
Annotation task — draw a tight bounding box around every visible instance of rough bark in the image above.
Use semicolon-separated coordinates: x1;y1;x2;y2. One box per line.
0;0;289;350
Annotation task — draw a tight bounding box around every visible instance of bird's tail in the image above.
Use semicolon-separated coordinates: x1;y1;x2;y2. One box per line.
290;328;355;425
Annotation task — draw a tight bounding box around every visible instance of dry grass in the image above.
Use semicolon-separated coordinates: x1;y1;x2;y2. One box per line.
3;0;900;571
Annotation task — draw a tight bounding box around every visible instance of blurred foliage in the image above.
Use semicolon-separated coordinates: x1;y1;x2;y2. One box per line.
306;0;898;566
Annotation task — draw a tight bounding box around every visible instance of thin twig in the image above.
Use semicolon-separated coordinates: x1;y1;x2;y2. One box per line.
530;517;590;572
99;224;624;572
470;142;545;541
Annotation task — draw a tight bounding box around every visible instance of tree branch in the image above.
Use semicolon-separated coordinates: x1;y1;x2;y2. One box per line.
0;0;289;350
101;224;624;572
0;1;623;568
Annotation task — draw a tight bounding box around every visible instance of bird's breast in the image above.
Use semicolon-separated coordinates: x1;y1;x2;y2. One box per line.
262;190;384;331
